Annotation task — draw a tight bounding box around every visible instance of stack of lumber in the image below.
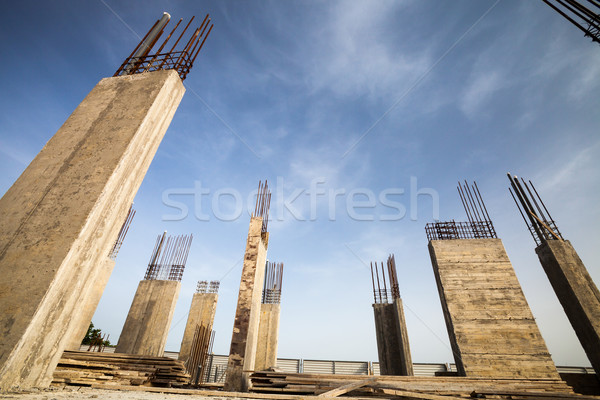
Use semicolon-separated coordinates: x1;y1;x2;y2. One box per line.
250;371;589;399
52;350;189;387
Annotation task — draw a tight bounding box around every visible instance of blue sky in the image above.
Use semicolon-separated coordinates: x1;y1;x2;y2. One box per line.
1;1;599;366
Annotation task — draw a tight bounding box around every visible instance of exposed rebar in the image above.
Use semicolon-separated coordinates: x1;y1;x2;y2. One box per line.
262;261;284;304
144;232;193;281
108;205;136;260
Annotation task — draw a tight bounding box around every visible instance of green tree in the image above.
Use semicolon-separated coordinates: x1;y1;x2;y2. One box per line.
81;322;111;347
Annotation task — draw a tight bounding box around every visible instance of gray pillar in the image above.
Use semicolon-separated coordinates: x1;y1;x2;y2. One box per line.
116;279;181;357
255;303;281;371
429;238;559;379
373;298;413;376
0;70;184;390
536;240;600;376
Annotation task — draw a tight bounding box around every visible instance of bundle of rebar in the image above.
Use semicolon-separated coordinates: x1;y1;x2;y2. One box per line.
370;254;401;304
262;261;284;304
508;173;564;246
425;181;497;240
196;280;220;294
108;206;136;260
144;232;193;281
254;180;272;233
542;0;600;44
185;324;215;385
114;12;213;81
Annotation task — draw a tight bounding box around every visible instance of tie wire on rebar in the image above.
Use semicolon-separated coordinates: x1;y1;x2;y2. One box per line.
262;261;284;304
253;180;272;233
144;232;193;281
542;0;600;44
370;254;401;304
507;173;564;246
108;205;136;260
114;12;213;81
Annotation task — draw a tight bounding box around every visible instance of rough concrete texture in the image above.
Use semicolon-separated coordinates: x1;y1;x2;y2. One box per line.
255;303;281;371
0;70;184;390
373;298;413;376
536;240;600;376
428;239;559;379
179;292;218;363
224;217;268;392
64;257;116;351
116;279;181;357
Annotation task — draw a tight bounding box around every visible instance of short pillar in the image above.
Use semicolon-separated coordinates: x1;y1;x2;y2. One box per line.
179;281;219;363
373;299;413;376
370;255;413;376
115;279;181;356
429;238;559;379
536;240;600;376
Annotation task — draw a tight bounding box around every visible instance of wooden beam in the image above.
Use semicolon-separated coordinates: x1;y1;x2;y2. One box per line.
317;377;377;398
378;388;467;400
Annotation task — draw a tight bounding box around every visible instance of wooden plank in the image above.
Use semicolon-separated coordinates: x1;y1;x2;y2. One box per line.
378;388;467;400
317;377;377;398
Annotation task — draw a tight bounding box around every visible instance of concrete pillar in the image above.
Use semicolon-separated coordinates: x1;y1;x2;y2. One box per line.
179;292;218;363
373;298;413;376
115;279;181;356
224;217;268;392
536;240;600;376
255;303;281;371
64;257;116;351
428;238;559;379
0;70;184;390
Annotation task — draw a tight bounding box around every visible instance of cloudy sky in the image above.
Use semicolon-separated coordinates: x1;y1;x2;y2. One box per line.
1;1;599;367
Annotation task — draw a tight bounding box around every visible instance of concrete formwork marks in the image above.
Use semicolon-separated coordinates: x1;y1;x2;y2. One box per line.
179;292;218;363
255;303;281;371
373;298;413;376
536;240;600;376
0;70;184;390
429;239;559;379
224;217;268;392
116;279;181;357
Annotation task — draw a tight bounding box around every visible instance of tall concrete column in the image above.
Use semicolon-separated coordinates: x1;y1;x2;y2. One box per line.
0;70;185;390
64;257;116;351
116;279;181;356
224;217;268;392
536;240;600;376
179;282;219;363
429;238;559;379
373;298;413;376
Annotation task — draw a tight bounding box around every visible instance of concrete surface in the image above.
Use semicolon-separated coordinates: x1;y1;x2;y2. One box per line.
255;303;281;371
64;257;116;351
224;218;268;392
179;292;218;363
428;238;559;379
0;70;185;390
373;298;413;376
536;240;600;376
116;279;181;357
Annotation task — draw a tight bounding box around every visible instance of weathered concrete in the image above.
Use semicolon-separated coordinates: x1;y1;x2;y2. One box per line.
0;70;184;390
224;217;268;392
373;298;413;376
255;303;281;371
179;292;218;363
536;240;600;376
116;279;181;357
428;239;559;379
64;257;116;351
